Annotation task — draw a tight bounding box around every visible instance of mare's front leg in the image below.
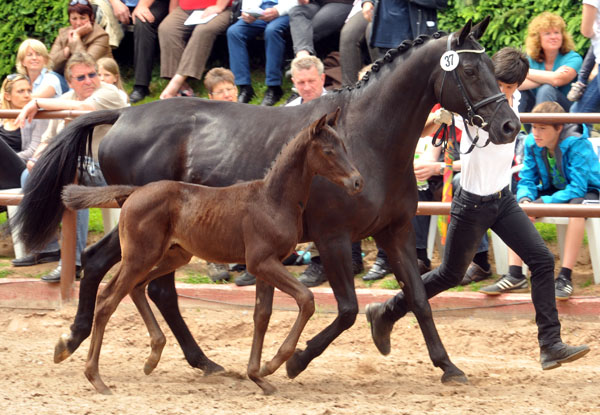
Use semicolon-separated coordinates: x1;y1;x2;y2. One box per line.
247;278;276;395
286;236;357;379
374;221;467;384
55;229;122;363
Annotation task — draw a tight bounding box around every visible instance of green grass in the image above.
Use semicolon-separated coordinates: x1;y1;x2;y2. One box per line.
0;211;6;225
0;268;14;278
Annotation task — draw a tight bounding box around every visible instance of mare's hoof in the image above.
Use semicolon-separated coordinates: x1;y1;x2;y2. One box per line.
54;333;73;363
285;348;307;379
365;303;393;356
441;370;469;385
201;359;225;375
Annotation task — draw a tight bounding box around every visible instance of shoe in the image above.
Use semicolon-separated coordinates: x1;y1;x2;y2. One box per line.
540;342;590;370
417;259;431;275
567;81;586;102
207;262;230;282
555;275;573;300
177;87;195;97
260;86;283;106
237;85;255;104
298;260;327;287
362;258;392;281
234;270;256;286
460;261;492;285
11;250;60;267
129;86;149;103
479;273;528;295
352;261;365;276
41;265;82;283
365;302;394;355
229;263;246;272
285;92;300;105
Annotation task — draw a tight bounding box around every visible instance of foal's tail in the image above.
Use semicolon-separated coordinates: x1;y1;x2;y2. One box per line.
12;108;124;252
62;184;137;211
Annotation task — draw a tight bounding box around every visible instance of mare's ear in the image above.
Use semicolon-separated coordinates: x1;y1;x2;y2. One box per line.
457;19;472;46
326;107;341;128
471;16;490;40
311;113;328;137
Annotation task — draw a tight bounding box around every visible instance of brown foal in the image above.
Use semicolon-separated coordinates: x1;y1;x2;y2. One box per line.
61;109;363;395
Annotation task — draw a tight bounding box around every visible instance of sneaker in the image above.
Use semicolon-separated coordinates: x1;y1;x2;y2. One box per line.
362;258;392;281
555;275;573;300
234;270;256;286
540;341;590;370
41;265;82;282
207;262;230;282
460;261;492;285
567;81;586;102
298;260;327;287
479;273;528;295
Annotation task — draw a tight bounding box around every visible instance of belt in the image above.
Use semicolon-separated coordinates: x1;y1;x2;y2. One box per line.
456;186;511;203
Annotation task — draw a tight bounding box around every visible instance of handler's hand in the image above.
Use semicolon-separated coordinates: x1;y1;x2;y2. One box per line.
432;108;453;125
414;161;440;181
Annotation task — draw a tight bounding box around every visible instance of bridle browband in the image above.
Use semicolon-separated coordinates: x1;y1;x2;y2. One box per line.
434;32;507;154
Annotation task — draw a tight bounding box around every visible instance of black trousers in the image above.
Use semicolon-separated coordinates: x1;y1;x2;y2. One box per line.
382;186;562;347
132;0;169;87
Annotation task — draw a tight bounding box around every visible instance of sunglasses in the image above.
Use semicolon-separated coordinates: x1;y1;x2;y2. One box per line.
69;0;89;5
73;72;97;82
6;73;29;82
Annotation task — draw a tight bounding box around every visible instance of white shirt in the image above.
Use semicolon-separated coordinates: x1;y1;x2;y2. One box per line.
583;0;600;64
456;90;520;196
285;88;327;106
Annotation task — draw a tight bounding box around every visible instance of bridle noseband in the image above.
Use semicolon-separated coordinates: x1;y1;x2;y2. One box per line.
435;33;507;154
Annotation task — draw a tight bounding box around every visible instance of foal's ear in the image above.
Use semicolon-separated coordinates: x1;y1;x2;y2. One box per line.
471;16;490;40
326;107;341;128
311;113;328;136
457;19;473;46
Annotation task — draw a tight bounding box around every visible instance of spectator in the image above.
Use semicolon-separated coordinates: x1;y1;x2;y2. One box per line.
227;0;298;106
569;1;600;123
49;0;113;75
97;57;129;103
204;67;238;102
288;0;353;59
480;101;600;300
16;39;66;99
519;12;582;117
15;52;127;282
106;0;170;103
158;0;231;100
339;0;374;86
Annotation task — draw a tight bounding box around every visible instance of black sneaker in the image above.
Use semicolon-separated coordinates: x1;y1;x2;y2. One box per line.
298;260;326;287
540;342;590;370
207;263;231;282
460;262;492;285
362;258;392;281
555;275;573;300
260;86;283;106
234;270;256;286
479;273;528;295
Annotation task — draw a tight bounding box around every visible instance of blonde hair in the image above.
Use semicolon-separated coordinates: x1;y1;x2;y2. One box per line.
291;55;324;77
16;39;51;75
525;12;575;63
65;52;97;82
1;74;31;123
97;57;124;91
204;67;235;93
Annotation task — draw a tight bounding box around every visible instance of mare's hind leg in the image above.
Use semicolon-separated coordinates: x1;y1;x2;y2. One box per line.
247;278;276;395
55;229;122;363
374;221;467;384
286;236;356;379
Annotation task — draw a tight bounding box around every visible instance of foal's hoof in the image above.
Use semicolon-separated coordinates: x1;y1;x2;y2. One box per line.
285;348;307;379
441;369;469;385
54;333;73;363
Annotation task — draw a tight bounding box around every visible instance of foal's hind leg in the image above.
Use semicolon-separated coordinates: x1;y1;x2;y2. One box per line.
375;222;467;384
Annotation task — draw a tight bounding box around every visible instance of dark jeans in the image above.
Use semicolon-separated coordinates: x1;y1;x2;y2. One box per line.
381;186;562;347
131;0;169;87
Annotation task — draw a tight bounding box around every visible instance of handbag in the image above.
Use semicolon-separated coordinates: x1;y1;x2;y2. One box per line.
230;0;242;24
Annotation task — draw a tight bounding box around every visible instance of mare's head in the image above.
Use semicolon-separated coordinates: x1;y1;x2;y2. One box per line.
433;17;521;144
307;108;364;195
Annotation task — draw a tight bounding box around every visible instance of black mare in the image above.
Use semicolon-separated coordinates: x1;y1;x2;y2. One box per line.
15;18;520;383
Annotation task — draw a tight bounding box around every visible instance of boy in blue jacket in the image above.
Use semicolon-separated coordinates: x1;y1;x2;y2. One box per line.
481;100;600;299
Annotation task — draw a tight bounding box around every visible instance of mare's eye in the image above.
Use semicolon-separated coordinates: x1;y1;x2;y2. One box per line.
323;148;334;155
464;68;475;77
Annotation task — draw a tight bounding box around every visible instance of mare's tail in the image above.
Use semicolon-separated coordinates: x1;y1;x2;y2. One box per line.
62;184;137;211
11;109;124;252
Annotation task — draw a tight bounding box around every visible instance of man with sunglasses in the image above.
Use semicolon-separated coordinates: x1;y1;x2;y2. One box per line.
16;52;127;282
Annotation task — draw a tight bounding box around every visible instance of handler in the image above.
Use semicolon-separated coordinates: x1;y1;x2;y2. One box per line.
365;47;590;370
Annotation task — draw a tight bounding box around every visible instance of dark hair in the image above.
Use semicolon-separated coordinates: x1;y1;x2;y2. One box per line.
68;1;95;24
492;47;528;86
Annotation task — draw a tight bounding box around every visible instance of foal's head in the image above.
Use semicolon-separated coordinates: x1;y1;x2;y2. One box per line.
306;108;364;195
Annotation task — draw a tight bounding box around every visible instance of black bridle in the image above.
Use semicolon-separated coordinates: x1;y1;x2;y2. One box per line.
434;33;507;154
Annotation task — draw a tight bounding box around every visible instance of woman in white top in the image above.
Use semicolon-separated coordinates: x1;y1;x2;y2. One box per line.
16;39;65;99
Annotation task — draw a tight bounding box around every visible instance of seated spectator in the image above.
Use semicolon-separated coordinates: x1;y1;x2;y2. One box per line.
97;56;129;103
227;0;298;106
15;52;127;282
106;0;169;102
204;67;238;102
518;12;582;118
288;0;353;59
49;0;113;75
569;1;600;124
339;0;374;86
158;0;231;100
16;39;66;99
480;101;600;300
